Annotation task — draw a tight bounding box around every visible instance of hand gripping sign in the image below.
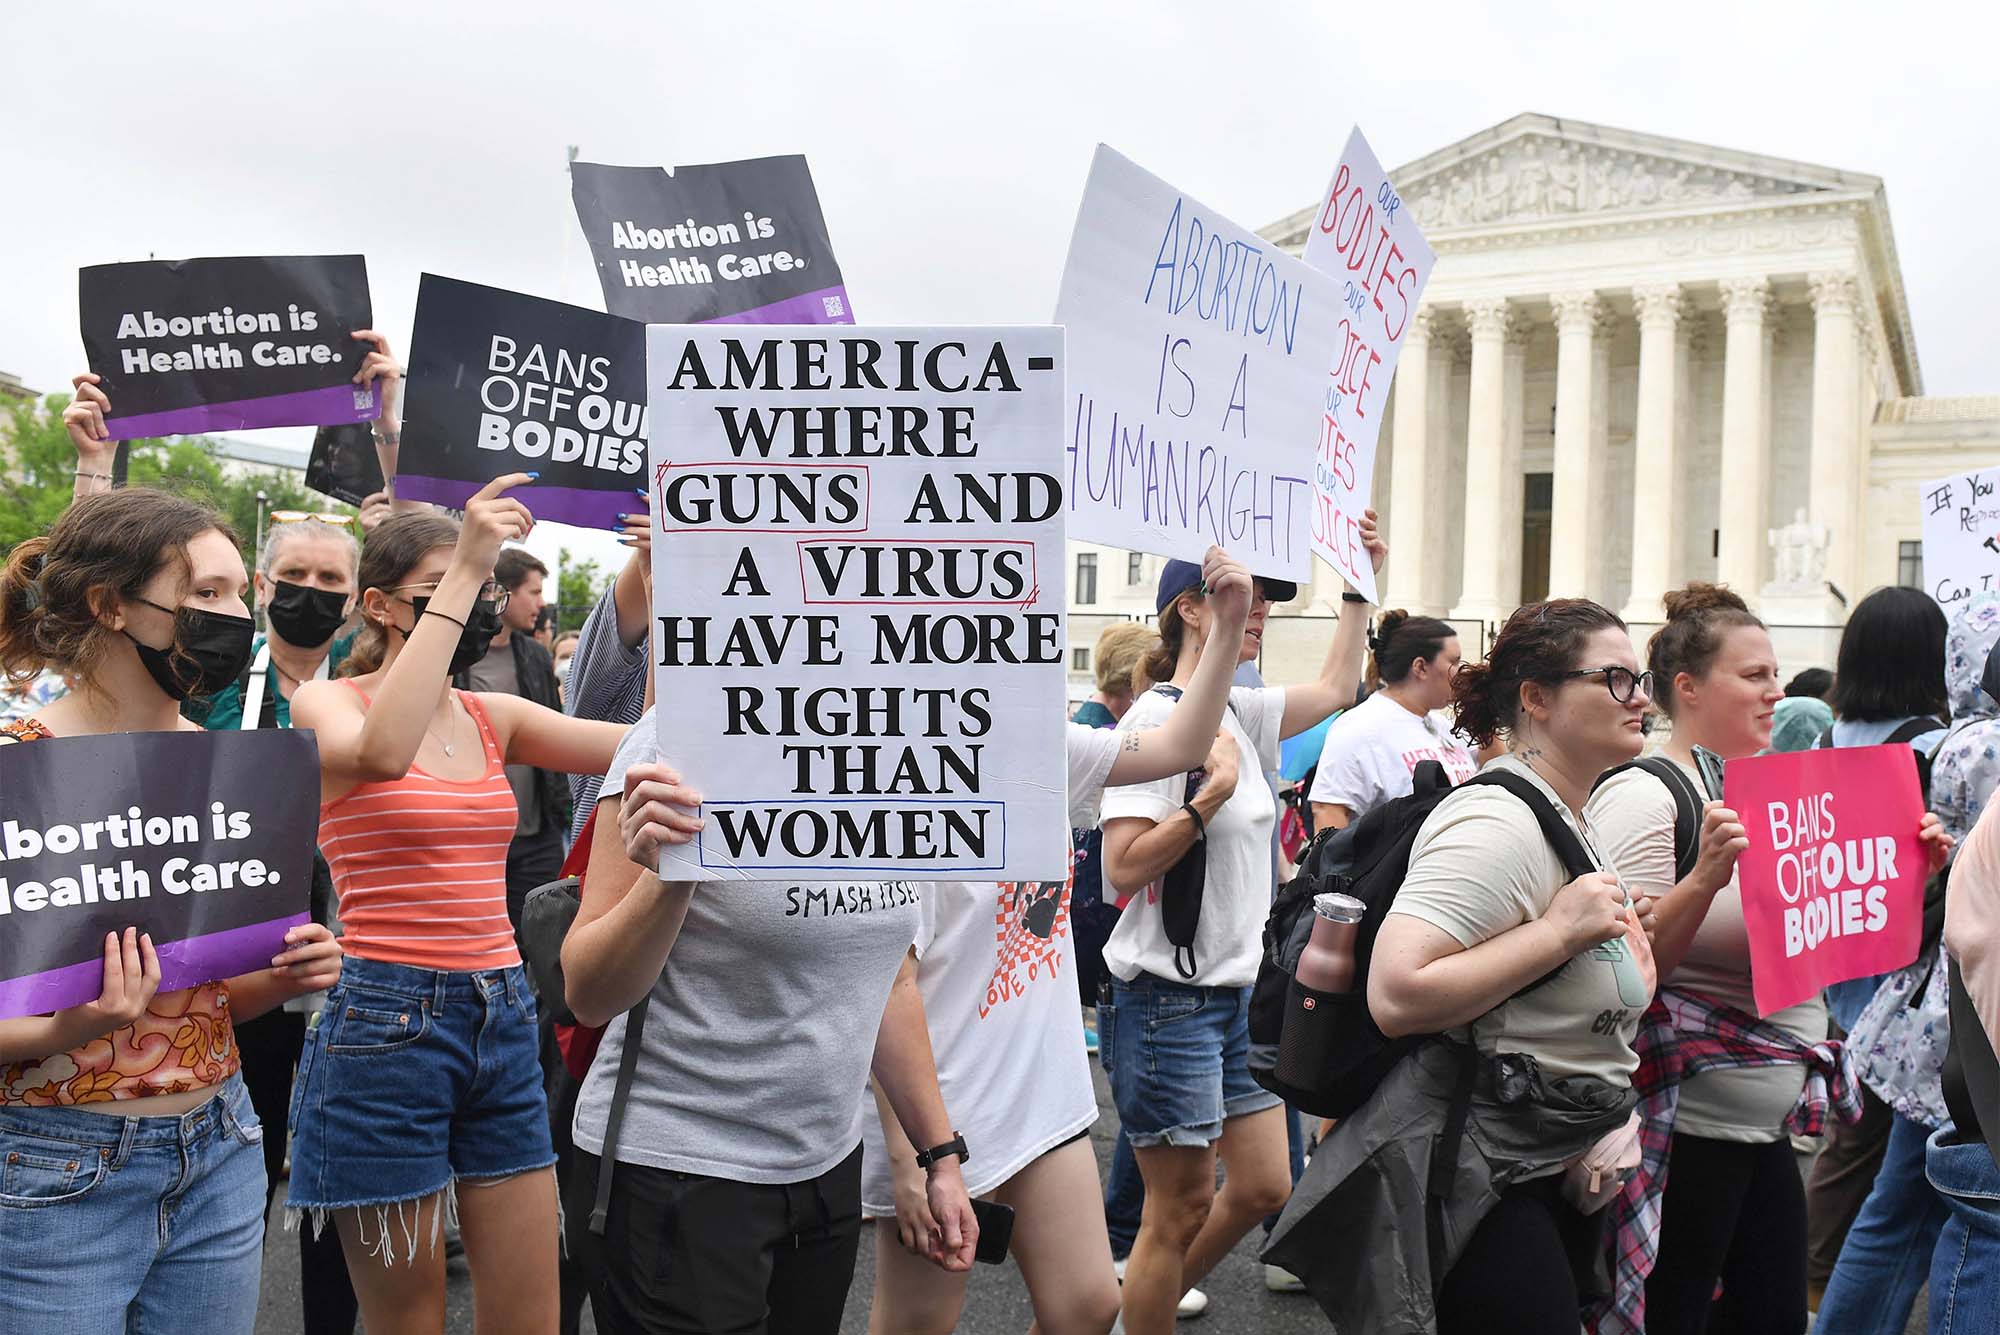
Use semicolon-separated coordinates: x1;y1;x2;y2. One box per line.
1727;744;1926;1015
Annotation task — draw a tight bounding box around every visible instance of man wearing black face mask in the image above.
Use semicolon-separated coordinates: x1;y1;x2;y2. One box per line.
459;547;567;937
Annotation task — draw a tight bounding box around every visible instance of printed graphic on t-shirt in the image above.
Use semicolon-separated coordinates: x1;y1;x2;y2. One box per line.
1401;742;1477;783
981;862;1074;1019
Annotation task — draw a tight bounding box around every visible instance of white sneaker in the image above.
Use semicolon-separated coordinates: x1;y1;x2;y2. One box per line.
1112;1258;1211;1320
1264;1263;1307;1293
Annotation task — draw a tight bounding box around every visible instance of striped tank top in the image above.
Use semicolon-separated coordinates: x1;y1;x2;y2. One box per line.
319;686;521;970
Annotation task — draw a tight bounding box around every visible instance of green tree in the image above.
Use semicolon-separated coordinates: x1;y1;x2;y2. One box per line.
0;393;345;574
555;549;606;632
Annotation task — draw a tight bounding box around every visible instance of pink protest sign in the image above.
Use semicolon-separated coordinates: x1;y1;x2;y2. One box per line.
1727;744;1926;1015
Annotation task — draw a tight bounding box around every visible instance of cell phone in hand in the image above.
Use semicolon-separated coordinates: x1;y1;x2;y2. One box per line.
1691;745;1727;802
972;1198;1015;1265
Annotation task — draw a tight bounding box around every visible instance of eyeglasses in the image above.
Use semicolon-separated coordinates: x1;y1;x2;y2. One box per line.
270;510;355;530
386;580;511;615
1555;665;1654;703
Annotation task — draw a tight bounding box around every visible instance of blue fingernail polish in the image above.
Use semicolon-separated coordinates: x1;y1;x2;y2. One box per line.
634;488;650;498
616;513;630;522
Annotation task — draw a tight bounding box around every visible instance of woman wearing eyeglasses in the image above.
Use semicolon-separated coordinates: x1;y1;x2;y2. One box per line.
285;478;631;1335
1266;599;1658;1335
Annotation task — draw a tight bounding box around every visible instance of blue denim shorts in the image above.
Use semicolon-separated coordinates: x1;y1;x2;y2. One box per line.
0;1074;266;1333
1098;973;1280;1149
287;956;555;1219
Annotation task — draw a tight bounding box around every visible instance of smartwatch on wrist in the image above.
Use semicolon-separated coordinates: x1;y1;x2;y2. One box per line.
914;1132;969;1171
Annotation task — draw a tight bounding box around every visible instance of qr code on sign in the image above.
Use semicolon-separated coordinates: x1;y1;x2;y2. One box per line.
822;295;845;318
352;388;374;412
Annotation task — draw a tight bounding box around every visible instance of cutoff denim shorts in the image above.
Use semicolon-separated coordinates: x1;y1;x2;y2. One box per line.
287;956;555;1221
0;1074;266;1334
1098;973;1280;1149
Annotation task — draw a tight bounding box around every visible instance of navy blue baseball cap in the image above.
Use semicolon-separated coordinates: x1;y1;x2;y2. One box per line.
1155;560;1297;614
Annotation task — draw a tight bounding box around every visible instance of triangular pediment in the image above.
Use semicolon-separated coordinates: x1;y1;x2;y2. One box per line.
1392;113;1876;231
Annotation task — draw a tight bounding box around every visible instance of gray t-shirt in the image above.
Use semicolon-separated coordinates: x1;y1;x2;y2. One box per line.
573;713;921;1183
468;638;540;836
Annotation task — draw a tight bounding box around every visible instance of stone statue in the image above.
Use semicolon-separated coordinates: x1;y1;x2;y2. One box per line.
1767;508;1831;593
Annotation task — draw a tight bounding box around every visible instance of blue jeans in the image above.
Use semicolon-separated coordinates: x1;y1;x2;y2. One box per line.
1815;1110;1950;1333
0;1074;267;1334
1098;975;1279;1149
287;956;556;1228
1928;1124;2000;1335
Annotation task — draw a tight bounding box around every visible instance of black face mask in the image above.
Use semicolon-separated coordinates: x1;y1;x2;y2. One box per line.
125;600;256;702
265;580;350;648
409;596;505;677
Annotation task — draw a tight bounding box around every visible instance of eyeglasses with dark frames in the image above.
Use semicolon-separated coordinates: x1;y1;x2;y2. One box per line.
1554;665;1654;703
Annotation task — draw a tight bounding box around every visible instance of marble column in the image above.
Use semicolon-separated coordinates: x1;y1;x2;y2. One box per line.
1715;277;1773;597
1808;271;1863;599
1451;298;1515;626
1548;290;1602;599
1621;285;1685;622
1495;321;1530;614
1386;309;1439;612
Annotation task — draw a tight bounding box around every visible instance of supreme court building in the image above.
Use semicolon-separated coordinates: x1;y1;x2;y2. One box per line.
1066;113;2000;693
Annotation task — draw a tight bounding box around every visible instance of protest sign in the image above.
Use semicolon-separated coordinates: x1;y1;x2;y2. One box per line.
572;156;854;326
645;325;1068;881
305;422;385;507
1727;744;1926;1015
79;255;379;439
0;730;317;1020
397;274;647;528
1053;146;1341;581
1921;466;2000;610
1301;128;1435;603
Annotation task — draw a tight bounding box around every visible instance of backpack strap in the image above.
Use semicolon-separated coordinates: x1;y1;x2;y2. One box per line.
1465;769;1596;881
1886;715;1948;747
1592;756;1702;882
589;990;650;1235
1942;955;2000;1168
1426;1041;1479;1296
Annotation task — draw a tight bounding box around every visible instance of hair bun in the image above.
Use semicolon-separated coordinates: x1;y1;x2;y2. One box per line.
1377;608;1409;638
1661;582;1748;622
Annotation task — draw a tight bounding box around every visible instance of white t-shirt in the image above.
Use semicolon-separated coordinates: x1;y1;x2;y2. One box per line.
1065;720;1120;830
1585;761;1827;1141
1307;691;1477;817
860;874;1098;1212
1098;685;1284;989
1391;756;1646;1086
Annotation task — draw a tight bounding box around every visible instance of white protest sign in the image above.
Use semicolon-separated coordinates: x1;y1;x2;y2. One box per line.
1301;128;1435;604
1921;466;2000;609
1054;146;1339;581
646;326;1069;881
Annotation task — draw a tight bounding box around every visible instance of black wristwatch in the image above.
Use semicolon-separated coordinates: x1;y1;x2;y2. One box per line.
1341;591;1369;604
914;1132;970;1171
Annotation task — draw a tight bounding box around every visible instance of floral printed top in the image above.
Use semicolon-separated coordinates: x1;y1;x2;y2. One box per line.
0;717;241;1106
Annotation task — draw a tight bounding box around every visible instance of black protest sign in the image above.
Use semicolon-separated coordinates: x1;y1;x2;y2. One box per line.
0;729;318;1020
397;274;648;529
306;422;385;507
571;156;854;325
78;255;378;440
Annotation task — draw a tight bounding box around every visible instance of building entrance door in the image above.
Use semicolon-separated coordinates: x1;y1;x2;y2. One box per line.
1521;472;1552;604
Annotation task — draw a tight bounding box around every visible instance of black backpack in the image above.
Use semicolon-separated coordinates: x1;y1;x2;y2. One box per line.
1248;762;1597;1118
1942;955;2000;1167
1591;755;1702;882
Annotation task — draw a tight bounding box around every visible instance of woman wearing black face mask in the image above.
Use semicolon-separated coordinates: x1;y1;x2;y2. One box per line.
0;488;342;1334
287;478;630;1335
183;515;367;1335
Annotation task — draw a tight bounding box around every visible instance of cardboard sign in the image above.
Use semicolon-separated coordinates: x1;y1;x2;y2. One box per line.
1053;146;1341;581
79;255;379;439
1301;129;1435;603
0;730;317;1020
305;422;385;507
397;274;647;528
646;325;1068;881
1921;467;2000;610
572;156;854;326
1728;744;1926;1015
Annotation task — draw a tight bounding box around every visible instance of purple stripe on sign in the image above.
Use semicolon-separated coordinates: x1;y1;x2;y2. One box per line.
393;475;629;531
0;913;309;1021
106;384;380;442
704;285;856;326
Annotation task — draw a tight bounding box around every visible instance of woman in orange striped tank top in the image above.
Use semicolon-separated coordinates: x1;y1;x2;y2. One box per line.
287;475;628;1335
0;486;342;1333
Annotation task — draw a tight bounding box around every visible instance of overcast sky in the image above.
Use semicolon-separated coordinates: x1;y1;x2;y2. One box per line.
8;1;1993;574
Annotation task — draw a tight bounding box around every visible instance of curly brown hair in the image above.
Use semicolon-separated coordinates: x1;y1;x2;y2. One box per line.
1451;599;1627;747
0;488;236;693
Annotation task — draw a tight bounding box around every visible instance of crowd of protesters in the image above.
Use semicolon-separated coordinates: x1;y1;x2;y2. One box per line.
0;335;1995;1335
